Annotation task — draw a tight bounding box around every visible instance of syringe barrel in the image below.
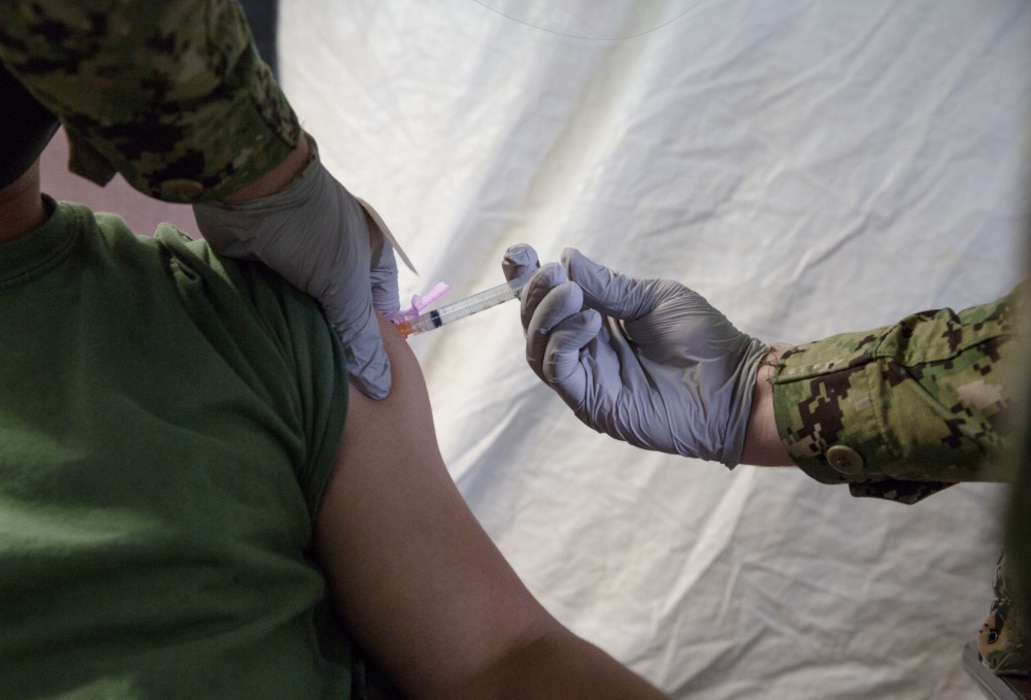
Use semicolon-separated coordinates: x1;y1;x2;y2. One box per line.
430;280;521;326
396;277;527;338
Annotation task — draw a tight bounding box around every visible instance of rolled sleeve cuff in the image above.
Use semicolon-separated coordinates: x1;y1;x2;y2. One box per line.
773;345;894;484
770;284;1019;505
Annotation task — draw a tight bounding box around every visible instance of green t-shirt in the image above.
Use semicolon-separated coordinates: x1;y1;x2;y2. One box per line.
0;199;350;698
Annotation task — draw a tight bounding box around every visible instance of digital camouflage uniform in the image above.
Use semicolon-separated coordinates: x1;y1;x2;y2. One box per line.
773;282;1030;678
773;285;1022;503
0;0;300;202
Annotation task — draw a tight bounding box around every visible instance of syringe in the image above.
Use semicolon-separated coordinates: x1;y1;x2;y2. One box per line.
395;277;528;338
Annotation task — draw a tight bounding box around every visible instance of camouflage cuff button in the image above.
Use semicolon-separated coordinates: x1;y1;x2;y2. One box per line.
826;444;865;476
159;179;206;202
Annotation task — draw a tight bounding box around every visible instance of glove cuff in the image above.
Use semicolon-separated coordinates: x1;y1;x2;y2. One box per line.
719;338;775;468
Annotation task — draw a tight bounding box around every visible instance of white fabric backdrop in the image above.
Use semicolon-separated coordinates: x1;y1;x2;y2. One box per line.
281;2;1031;697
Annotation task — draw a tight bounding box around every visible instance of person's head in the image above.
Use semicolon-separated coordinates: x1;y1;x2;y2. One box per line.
0;61;59;191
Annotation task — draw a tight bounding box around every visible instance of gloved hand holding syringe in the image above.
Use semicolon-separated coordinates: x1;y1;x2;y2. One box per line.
391;244;539;338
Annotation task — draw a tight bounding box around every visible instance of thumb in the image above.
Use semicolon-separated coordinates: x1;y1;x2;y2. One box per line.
336;301;391;399
561;248;655;321
369;236;400;317
502;243;540;286
326;279;392;399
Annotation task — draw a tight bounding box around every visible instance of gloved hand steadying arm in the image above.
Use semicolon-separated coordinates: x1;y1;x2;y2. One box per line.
503;245;771;467
193;139;400;400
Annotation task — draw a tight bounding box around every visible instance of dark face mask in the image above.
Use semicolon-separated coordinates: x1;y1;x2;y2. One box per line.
0;62;60;189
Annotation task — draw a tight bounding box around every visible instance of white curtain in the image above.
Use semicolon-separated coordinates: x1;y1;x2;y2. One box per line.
281;2;1031;697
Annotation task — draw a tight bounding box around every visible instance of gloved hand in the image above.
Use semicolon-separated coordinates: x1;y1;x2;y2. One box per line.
503;246;771;467
194;145;400;400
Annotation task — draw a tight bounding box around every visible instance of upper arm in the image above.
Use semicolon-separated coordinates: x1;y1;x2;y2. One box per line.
313;314;557;698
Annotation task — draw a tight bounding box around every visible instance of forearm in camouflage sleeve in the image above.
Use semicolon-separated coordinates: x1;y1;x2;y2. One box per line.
0;0;301;202
771;283;1025;504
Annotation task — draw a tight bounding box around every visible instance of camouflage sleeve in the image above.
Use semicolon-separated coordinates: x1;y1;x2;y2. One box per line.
0;0;301;202
772;282;1026;504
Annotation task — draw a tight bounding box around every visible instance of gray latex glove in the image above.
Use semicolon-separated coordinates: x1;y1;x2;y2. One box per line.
503;246;771;467
194;151;399;400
